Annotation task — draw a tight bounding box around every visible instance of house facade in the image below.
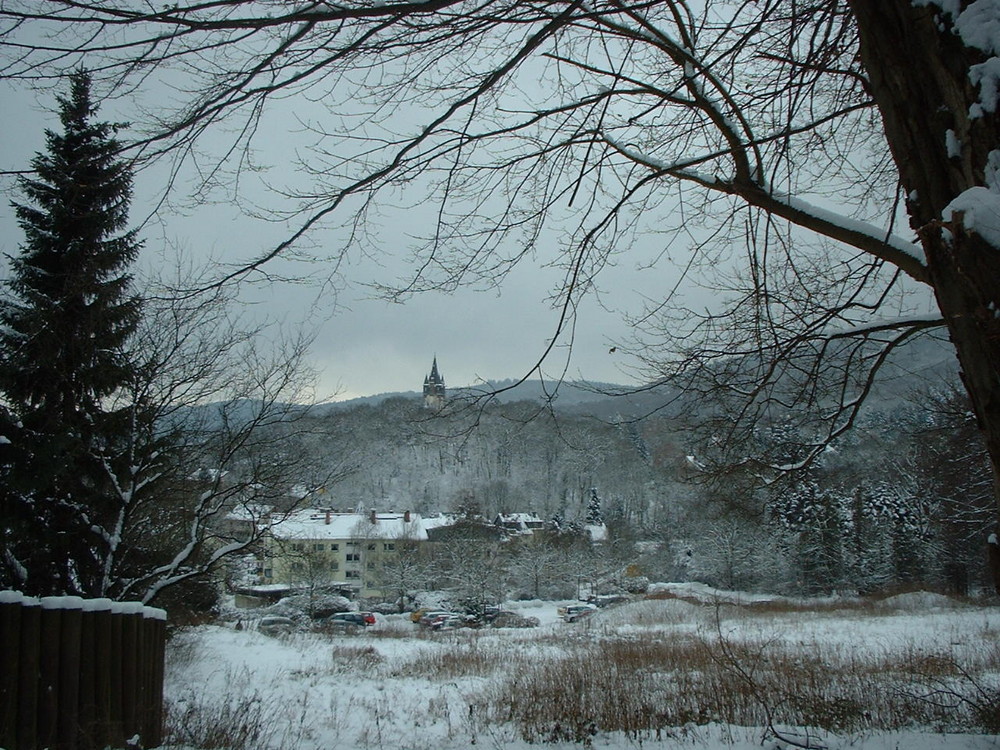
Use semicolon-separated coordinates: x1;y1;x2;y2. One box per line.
258;509;432;599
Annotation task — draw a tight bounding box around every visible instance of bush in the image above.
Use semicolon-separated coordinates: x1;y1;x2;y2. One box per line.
157;577;220;628
491;612;539;629
623;575;650;594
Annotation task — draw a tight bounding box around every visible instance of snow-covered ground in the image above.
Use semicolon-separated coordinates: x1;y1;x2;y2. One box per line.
159;590;1000;750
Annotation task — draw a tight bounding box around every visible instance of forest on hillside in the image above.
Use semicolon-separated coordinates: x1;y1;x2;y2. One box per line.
277;366;995;598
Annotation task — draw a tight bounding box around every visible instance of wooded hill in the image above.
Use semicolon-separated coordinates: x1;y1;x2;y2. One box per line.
270;335;991;596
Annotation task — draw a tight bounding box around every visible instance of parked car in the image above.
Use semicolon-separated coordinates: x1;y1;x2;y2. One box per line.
561;603;598;623
257;615;296;635
417;610;454;627
411;607;451;623
429;614;465;631
327;611;376;630
460;603;503;624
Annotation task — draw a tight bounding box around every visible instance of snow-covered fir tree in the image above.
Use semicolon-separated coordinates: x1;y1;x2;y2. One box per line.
586;487;604;526
0;70;149;597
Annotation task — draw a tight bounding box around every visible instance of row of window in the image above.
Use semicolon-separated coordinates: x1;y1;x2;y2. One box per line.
289;542;396;552
288;561;380;572
285;562;365;580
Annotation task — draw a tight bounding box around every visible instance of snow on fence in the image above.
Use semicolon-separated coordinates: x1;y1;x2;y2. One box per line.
0;591;167;750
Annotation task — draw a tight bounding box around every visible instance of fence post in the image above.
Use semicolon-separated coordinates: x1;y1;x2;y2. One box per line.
0;592;25;749
38;598;66;749
107;602;125;748
79;598;112;750
143;608;167;747
119;602;142;742
57;597;83;750
14;597;41;750
134;605;148;743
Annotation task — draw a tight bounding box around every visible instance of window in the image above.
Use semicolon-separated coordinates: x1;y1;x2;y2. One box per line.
291;562;303;572
291;543;304;551
313;543;325;551
330;544;339;551
330;561;339;571
263;568;272;578
367;543;376;551
383;543;395;551
346;553;360;562
345;570;361;579
366;562;375;570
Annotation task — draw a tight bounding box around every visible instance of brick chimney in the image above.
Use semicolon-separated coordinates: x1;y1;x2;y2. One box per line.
404;510;411;523
370;509;377;524
325;510;331;525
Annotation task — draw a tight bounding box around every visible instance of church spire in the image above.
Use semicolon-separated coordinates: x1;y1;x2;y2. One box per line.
423;356;446;409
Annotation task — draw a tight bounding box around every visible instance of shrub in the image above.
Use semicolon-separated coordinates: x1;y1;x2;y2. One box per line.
163;691;278;750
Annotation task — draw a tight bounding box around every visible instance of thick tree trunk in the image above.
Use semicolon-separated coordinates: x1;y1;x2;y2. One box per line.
921;224;1000;594
849;0;1000;593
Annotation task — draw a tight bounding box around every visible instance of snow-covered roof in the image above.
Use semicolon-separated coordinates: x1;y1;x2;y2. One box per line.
494;512;545;532
685;455;706;471
271;510;428;541
226;503;274;523
418;512;461;531
584;523;608;542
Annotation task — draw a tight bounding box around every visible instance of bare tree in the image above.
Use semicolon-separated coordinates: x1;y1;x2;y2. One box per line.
441;542;509;611
505;539;578;600
272;539;346;616
3;0;999;587
687;518;778;593
369;534;439;611
90;274;331;605
906;388;996;593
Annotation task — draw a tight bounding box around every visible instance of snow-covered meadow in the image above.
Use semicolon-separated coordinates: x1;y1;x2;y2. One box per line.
160;586;1000;750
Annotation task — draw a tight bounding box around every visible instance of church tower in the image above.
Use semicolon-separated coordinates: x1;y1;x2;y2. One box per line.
423;357;446;410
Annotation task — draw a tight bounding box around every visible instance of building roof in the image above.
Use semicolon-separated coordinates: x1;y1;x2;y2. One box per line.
427;356;444;385
494;512;546;533
584;523;608;542
270;510;428;541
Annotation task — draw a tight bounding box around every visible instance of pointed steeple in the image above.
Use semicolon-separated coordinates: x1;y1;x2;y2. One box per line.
423;356;446;409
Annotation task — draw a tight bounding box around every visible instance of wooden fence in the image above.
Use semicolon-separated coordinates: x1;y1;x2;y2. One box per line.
0;591;166;750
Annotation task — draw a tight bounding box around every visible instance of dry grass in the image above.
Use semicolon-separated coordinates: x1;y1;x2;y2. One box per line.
352;597;1000;741
163;688;280;750
477;609;1000;743
389;637;522;679
168;595;998;747
329;643;385;671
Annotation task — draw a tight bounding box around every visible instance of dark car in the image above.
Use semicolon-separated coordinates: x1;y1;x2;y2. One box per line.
257;615;296;635
327;611;376;630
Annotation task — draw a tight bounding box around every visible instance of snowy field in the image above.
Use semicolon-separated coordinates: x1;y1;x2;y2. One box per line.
160;586;1000;750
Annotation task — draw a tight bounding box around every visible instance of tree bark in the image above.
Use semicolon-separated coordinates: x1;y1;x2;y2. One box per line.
849;0;1000;593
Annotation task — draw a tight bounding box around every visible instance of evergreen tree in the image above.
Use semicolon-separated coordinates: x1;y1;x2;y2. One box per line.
586;488;604;526
0;70;143;597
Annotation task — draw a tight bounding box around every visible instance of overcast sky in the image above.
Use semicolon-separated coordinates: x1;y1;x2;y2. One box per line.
1;80;668;402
